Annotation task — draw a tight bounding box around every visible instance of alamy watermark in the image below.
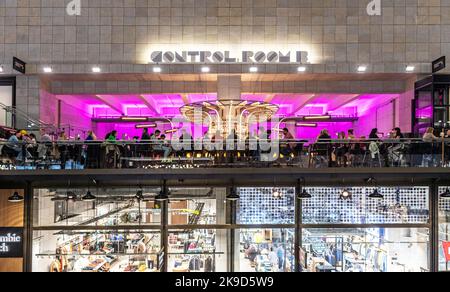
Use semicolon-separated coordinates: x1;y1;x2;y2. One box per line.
66;0;381;16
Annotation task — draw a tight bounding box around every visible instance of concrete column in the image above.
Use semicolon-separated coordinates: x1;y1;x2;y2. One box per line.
217;75;241;101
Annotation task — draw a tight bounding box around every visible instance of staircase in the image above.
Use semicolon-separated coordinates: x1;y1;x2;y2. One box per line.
188;202;205;225
0;102;56;132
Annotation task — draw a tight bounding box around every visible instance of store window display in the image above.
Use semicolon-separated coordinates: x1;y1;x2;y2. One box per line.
302;187;429;224
33;230;162;272
439;187;450;271
34;188;162;227
301;228;429;272
167;229;227;272
238;187;295;224
238;229;295;272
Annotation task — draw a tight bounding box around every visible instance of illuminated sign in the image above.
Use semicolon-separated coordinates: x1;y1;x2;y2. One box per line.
0;228;23;258
150;51;309;64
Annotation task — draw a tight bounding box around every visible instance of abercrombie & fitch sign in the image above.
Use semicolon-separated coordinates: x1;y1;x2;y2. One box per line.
0;228;23;258
150;51;309;64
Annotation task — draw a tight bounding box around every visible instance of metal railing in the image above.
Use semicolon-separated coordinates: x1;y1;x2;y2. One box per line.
0;138;449;170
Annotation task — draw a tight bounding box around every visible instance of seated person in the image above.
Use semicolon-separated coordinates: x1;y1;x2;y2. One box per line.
3;131;24;160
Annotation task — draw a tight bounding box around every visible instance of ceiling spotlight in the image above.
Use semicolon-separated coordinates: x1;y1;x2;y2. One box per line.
369;189;384;199
340;189;352;200
406;66;415;72
201;67;210;73
297;66;307;72
273;189;282;199
153;67;162;73
0;66;4;73
82;191;97;202
249;66;258;73
135;190;145;201
440;188;450;199
226;187;240;201
357;65;367;73
8;192;24;203
92;67;101;73
43;67;53;73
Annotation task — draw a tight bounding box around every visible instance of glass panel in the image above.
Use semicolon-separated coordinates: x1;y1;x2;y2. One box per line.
238;187;295;224
301;228;429;272
439;187;450;271
302;187;429;224
32;230;162;272
167;229;227;272
238;228;295;272
34;188;162;227
168;188;226;225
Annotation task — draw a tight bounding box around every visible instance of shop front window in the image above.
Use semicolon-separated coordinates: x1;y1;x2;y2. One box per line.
34;188;162;227
439;187;450;271
32;230;162;272
238;229;295;272
301;228;429;272
302;187;429;224
167;229;227;272
238;187;295;224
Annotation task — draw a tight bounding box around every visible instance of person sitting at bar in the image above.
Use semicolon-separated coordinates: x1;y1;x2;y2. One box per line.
141;128;151;141
280;128;295;158
333;131;347;167
159;134;172;160
3;130;23;161
315;129;331;167
422;127;439;167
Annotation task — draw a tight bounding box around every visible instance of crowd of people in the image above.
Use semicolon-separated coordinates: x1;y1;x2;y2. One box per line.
0;125;449;169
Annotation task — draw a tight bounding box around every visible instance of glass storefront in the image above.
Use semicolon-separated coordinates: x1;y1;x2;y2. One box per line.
30;185;440;272
439;187;450;271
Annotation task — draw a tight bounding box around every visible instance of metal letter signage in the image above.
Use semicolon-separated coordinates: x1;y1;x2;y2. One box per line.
0;228;23;258
12;57;26;74
150;51;309;64
432;56;446;74
367;0;382;16
66;0;81;16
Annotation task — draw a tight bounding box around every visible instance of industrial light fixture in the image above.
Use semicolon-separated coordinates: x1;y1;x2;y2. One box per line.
135;190;144;201
340;188;352;200
303;115;331;121
82;191;96;202
135;123;157;129
155;180;170;202
201;67;210;73
153;67;162;73
8;192;24;203
249;66;258;73
226;186;240;201
66;191;77;202
92;67;101;73
297;66;307;72
43;67;53;73
357;65;367;72
296;122;318;128
121;116;148;122
369;189;384;199
296;179;312;200
440;188;450;199
406;66;415;72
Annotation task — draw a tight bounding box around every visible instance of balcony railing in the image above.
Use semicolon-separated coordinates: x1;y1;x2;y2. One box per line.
0;138;449;170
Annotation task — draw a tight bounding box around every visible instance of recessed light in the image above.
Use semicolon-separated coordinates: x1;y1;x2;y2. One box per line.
0;66;3;73
297;66;306;72
357;65;367;72
406;66;415;72
249;66;258;73
43;67;52;73
92;67;101;73
153;67;162;73
201;66;210;73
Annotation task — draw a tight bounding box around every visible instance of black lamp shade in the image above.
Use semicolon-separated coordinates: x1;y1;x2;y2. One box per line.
82;191;97;202
8;192;24;203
